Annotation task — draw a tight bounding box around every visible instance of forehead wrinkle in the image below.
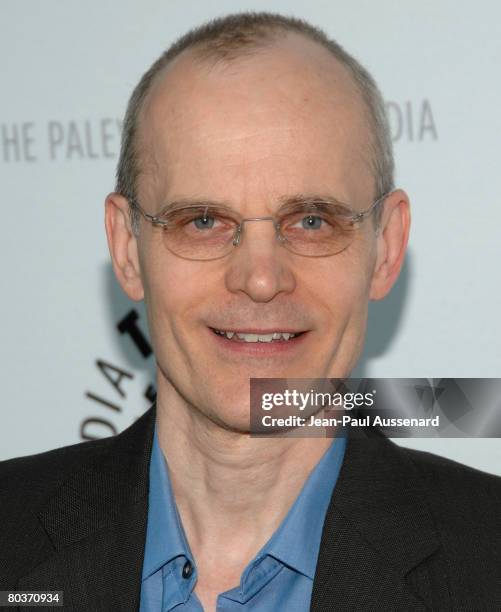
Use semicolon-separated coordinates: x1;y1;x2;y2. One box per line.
136;35;375;206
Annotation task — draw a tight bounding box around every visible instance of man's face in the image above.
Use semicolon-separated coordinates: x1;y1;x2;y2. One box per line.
133;34;381;431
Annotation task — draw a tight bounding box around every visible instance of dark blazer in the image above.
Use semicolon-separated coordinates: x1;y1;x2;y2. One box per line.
1;405;500;611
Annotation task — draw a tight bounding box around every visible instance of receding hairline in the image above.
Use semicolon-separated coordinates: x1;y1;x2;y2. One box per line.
116;12;394;234
143;27;365;106
136;29;373;189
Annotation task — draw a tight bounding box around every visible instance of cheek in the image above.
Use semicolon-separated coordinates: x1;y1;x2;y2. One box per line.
139;246;219;338
305;245;374;321
137;243;186;337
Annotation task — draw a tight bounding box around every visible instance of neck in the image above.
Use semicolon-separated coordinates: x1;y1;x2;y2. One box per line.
155;379;333;565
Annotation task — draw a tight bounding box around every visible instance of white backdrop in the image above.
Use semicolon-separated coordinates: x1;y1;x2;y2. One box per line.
1;0;500;473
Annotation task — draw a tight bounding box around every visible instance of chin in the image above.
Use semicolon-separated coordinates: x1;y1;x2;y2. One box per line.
204;410;252;434
195;393;251;433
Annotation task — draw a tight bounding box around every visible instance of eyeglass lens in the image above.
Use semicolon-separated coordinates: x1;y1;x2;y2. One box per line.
154;203;361;260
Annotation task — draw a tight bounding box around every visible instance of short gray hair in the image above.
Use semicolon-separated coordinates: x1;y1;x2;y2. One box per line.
115;11;394;235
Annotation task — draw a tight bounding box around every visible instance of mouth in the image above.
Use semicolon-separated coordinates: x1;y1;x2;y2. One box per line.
209;327;306;343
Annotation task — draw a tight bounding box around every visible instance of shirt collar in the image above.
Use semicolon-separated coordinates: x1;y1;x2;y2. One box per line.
243;435;347;585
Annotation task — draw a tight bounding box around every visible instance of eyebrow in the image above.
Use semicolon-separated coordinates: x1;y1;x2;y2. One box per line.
156;193;350;215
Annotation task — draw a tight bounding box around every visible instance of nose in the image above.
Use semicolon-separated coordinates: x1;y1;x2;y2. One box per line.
224;218;296;302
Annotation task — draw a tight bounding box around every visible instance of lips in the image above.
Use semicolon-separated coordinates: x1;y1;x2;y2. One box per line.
210;328;304;343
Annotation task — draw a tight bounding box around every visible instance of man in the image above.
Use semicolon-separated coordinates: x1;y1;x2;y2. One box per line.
1;12;500;611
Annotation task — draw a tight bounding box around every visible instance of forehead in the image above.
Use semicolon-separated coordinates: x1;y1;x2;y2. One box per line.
137;33;374;208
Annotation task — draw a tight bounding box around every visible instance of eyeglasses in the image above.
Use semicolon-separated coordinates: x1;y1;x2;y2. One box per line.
130;193;388;261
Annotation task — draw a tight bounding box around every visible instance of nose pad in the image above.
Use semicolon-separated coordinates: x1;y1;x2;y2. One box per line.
276;227;286;244
232;227;242;247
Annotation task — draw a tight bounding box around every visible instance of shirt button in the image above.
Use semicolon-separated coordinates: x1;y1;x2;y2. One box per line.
182;560;194;579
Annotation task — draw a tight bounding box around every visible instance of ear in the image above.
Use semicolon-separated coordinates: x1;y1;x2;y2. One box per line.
104;192;145;301
369;189;411;301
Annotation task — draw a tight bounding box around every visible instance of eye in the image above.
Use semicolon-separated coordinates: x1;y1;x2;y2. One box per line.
193;215;215;230
300;215;323;230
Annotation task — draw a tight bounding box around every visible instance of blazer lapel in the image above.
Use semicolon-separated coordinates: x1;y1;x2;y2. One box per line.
17;406;156;612
311;429;448;611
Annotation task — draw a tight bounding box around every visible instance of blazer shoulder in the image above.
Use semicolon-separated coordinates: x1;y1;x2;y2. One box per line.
0;406;156;496
0;435;116;499
397;443;501;535
399;443;501;491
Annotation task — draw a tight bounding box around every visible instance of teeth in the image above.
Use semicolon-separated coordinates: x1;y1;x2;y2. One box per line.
237;333;259;342
214;329;298;342
258;334;274;342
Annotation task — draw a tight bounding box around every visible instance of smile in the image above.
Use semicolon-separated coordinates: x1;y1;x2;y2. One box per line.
210;329;304;343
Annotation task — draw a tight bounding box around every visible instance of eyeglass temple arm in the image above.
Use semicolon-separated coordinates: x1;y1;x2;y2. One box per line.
351;192;390;222
130;199;168;226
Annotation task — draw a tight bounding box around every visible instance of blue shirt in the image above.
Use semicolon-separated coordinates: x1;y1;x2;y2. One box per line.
140;428;346;611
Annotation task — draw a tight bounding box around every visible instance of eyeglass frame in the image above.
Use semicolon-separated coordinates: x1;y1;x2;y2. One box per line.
128;191;390;259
